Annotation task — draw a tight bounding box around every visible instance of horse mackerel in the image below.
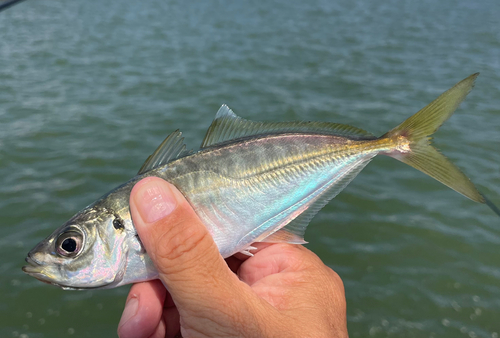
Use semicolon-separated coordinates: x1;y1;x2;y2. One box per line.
23;73;500;290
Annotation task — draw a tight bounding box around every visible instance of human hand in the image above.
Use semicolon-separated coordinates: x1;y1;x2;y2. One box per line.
117;177;348;338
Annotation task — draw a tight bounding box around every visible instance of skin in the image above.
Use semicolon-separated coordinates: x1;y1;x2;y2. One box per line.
117;177;348;338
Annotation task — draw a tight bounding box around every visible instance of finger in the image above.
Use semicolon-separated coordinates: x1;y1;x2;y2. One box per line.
231;242;275;261
130;177;243;310
163;306;180;338
225;256;243;274
237;243;315;286
226;243;275;274
237;243;347;323
117;280;166;338
149;319;166;338
161;290;180;338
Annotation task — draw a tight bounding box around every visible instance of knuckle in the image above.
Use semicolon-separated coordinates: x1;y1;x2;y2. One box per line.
325;266;344;289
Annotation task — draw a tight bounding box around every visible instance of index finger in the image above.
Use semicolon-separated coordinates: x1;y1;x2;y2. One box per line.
117;280;172;338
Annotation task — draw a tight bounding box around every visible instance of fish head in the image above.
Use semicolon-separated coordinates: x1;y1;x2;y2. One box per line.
22;191;140;290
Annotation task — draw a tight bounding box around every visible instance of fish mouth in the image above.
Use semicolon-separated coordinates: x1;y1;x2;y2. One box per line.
22;266;54;286
22;254;55;286
22;255;113;290
22;261;81;290
24;253;41;268
23;254;42;274
22;254;69;288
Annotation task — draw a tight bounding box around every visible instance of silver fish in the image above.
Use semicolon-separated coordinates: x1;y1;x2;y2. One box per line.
23;74;499;290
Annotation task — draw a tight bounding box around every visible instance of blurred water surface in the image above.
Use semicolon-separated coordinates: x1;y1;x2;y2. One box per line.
1;0;500;337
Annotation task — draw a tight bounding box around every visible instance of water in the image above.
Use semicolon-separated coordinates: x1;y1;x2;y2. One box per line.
1;0;499;337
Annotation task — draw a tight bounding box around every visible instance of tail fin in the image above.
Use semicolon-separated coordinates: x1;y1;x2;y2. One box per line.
382;73;500;217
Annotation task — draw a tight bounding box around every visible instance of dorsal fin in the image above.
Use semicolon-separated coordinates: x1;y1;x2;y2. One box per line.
138;130;193;175
201;105;376;149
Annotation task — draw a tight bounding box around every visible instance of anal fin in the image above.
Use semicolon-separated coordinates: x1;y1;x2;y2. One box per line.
239;246;257;256
255;155;373;246
261;228;308;244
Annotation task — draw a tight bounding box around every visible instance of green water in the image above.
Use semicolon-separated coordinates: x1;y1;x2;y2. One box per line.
1;0;500;337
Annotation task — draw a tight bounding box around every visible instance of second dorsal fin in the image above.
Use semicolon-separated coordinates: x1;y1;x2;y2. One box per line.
138;130;193;175
200;105;376;149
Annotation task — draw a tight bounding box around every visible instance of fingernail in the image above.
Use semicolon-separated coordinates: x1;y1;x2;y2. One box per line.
118;297;138;330
135;179;177;223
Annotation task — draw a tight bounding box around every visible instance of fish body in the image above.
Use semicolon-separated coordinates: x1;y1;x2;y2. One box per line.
23;74;499;289
162;133;380;256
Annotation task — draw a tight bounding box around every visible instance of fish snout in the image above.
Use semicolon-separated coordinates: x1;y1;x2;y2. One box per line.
22;254;57;286
26;251;42;265
22;252;43;274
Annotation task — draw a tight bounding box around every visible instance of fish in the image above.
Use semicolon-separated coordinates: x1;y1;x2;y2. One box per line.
23;73;500;290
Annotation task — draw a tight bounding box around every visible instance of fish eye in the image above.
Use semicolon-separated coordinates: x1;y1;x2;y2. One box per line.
56;230;83;257
62;238;76;252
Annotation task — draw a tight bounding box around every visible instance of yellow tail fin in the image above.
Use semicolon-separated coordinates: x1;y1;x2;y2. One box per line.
382;73;500;216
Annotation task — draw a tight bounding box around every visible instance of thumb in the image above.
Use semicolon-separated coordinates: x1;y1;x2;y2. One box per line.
129;177;240;309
